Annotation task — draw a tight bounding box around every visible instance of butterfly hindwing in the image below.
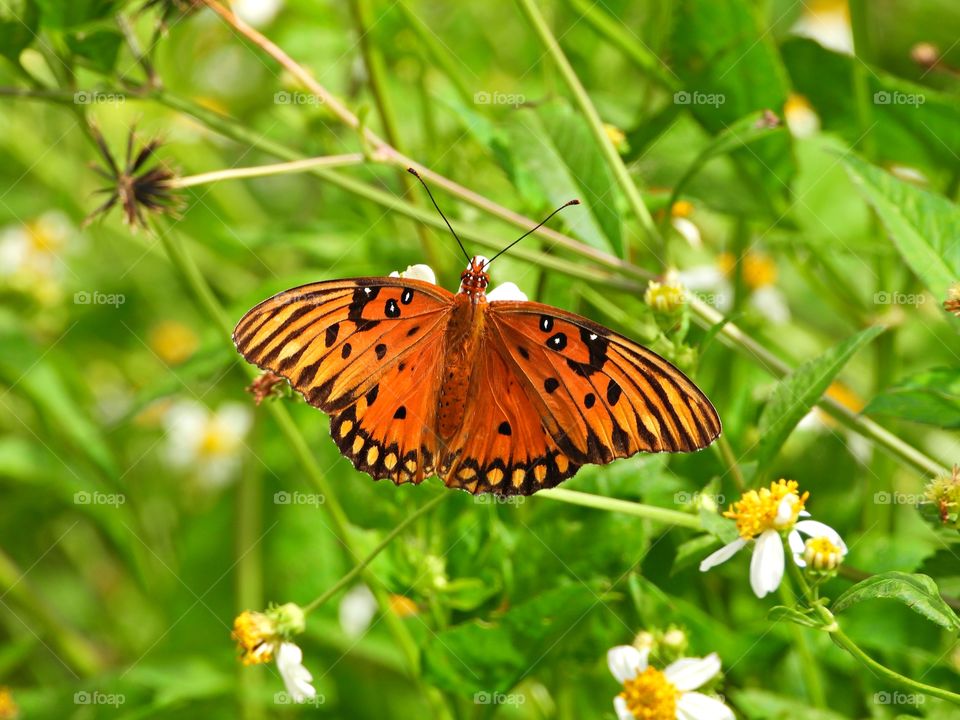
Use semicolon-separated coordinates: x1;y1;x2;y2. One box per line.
438;343;580;496
487;301;721;465
329;335;445;486
233;278;454;412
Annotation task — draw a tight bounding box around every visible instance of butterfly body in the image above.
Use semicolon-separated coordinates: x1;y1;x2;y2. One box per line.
234;257;721;496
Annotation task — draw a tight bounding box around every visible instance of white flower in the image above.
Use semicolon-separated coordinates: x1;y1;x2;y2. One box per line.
791;2;853;55
163;400;252;488
608;645;733;720
486;281;528;302
338;584;377;638
788;520;847;570
232;0;283;27
784;94;820;139
699;480;811;598
389;263;436;284
276;642;316;703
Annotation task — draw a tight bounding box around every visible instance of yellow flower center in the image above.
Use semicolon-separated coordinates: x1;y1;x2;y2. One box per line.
149;320;199;365
718;252;777;290
232;611;276;665
620;667;680;720
804;537;843;571
724;479;808;540
644;278;686;313
671;200;694;218
0;687;18;720
389;593;419;617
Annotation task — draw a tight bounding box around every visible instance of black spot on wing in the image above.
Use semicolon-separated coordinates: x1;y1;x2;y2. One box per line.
544;377;560;394
375;343;387;360
498;421;511;436
325;323;340;347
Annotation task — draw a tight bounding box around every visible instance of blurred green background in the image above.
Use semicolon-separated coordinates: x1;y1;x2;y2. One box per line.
0;0;959;718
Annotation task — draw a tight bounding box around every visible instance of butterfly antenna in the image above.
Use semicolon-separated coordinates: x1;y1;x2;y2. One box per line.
407;167;471;263
485;199;580;267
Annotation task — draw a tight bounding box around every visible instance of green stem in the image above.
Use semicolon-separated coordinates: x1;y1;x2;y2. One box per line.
237;445;264;720
516;0;661;257
777;571;826;707
172;153;368;188
303;493;448;614
539;488;702;529
786;554;960;705
715;436;745;492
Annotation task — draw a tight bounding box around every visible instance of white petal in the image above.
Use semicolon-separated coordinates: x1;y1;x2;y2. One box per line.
699;538;746;572
677;691;735;720
664;653;721;691
750;286;790;324
338;584;377;638
486;282;528;302
607;645;648;684
793;520;846;551
276;642;316;703
750;529;785;598
391;263;436;284
788;530;806;567
671;217;702;248
613;695;634;720
216;403;254;441
233;0;283;27
774;494;797;525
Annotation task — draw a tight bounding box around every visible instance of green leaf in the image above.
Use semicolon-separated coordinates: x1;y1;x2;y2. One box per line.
422;584;600;694
670;0;795;218
767;605;828;629
865;368;960;427
832;572;960;630
66;28;122;73
0;0;38;62
732;689;850;720
843;153;959;298
35;0;115;28
755;325;884;475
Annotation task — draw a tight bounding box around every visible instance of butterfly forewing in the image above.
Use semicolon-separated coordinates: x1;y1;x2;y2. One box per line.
234;278;454;413
486;301;721;466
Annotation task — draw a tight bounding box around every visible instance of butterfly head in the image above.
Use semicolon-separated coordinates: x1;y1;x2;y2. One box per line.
459;256;490;299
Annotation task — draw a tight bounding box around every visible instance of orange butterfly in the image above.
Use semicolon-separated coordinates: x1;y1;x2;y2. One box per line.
234;175;720;496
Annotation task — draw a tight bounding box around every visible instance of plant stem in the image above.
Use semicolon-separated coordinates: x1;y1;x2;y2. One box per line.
303;493;448;614
172;153;368;188
539;488;702;529
786;556;960;705
516;0;661;257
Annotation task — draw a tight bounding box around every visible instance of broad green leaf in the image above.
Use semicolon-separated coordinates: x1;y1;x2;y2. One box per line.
755;325;884;475
422;584;600;694
865;368;960;427
832;571;960;630
732;689;849;720
784;38;960;171
0;0;38;62
670;0;795;218
843;153;959;298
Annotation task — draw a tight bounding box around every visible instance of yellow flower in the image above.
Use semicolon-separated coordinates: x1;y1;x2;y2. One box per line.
644;274;686;313
149;320;199;365
389;593;419;618
724;479;808;540
803;536;845;571
232;610;277;665
604;123;629;153
0;687;18;720
621;666;679;720
718;251;777;290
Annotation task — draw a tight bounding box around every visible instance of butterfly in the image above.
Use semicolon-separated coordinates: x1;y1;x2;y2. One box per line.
233;175;720;496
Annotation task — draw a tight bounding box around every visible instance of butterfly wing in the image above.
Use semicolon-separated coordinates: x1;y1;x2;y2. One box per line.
485;300;720;470
438;342;581;496
234;277;454;485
